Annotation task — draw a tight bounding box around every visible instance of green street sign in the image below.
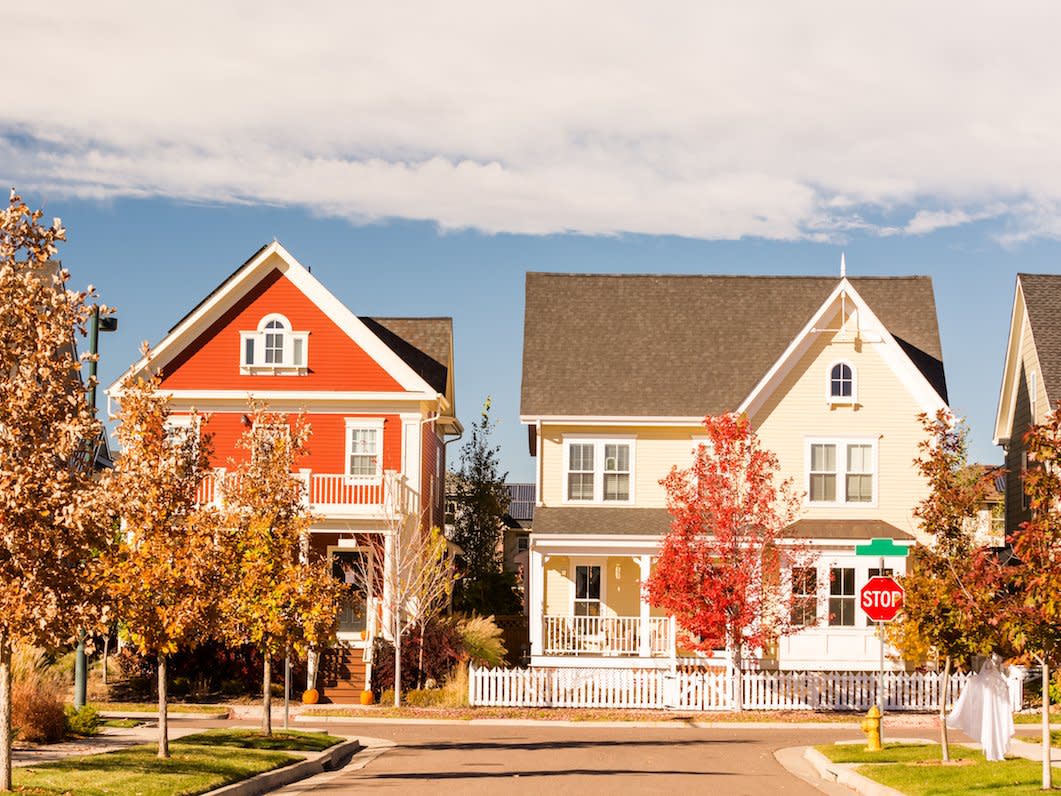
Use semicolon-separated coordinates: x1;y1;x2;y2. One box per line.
855;537;911;557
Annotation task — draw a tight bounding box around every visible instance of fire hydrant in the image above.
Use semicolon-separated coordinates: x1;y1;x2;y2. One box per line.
861;705;882;752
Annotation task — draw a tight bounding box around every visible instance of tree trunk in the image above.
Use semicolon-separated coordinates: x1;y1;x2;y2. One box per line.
730;629;743;711
939;656;951;762
102;634;109;687
394;629;402;707
157;654;170;759
1043;659;1052;791
262;654;272;737
0;636;12;791
417;622;426;690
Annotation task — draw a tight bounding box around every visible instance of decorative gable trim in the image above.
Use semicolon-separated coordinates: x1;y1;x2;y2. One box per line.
107;242;437;397
738;278;948;419
994;278;1033;445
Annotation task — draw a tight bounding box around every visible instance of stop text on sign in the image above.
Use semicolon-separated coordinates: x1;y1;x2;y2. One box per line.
859;576;904;622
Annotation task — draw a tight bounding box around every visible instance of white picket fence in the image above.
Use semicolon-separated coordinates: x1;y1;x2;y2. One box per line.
469;665;1026;712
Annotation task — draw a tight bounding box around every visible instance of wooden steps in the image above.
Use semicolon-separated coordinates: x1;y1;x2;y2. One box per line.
318;646;368;704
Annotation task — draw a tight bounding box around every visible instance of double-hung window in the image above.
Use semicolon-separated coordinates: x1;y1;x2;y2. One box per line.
573;564;602;617
345;418;384;480
790;567;818;626
807;439;876;505
563;438;635;503
240;313;310;374
828;567;855;626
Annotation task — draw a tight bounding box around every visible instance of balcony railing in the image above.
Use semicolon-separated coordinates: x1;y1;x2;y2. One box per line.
195;468;417;516
542;615;672;657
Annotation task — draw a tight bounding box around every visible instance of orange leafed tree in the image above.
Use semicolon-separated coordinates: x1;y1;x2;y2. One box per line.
646;413;803;709
0;191;111;788
221;406;344;736
100;367;226;759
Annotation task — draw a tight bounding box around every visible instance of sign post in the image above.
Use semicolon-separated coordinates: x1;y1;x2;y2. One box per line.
856;538;910;743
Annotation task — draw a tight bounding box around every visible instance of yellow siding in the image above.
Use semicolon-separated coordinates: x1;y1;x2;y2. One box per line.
751;308;930;538
543;555;570;615
607;556;641;617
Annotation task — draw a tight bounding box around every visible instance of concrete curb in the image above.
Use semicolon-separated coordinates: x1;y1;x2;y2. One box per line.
295;713;866;730
801;747;906;796
203;737;362;796
99;710;231;720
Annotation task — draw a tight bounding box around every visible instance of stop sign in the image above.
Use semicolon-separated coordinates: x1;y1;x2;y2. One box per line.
860;576;904;622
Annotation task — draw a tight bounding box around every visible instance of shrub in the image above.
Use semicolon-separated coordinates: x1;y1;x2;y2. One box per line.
457;615;507;667
371;617;463;693
12;646;66;744
64;705;101;736
170;675;191;697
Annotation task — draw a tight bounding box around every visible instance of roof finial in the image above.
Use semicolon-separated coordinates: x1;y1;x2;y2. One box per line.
840;252;847;278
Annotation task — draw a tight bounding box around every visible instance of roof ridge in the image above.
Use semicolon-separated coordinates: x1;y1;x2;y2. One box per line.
525;272;931;280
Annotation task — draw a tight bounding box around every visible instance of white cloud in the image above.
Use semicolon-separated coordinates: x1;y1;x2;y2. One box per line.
5;2;1061;240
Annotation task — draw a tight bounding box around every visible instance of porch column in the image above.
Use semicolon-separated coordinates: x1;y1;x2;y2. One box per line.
382;533;395;641
529;547;544;656
638;555;652;657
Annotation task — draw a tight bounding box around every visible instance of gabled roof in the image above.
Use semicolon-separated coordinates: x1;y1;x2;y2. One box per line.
993;274;1061;444
108;242;443;399
1018;274;1061;405
521;274;947;418
361;317;452;396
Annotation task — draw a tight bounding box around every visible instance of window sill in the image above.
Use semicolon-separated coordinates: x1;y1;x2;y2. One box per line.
240;365;308;376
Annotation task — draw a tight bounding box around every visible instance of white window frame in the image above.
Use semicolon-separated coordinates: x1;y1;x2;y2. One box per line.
788;565;819;627
570;559;606;618
561;435;636;505
239;313;310;375
345;418;384;483
163;414;199;448
826;360;857;405
804;437;878;507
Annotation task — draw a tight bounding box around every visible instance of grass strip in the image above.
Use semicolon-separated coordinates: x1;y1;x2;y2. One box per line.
13;729;344;796
858;757;1054;796
88;701;228;714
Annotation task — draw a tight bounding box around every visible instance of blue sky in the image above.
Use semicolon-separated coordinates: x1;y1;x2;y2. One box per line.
7;4;1061;480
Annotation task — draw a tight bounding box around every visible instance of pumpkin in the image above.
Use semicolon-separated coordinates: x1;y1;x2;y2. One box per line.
360;689;375;705
302;688;320;705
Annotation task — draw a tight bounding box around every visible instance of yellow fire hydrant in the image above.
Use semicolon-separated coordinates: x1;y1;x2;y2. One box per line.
861;705;882;751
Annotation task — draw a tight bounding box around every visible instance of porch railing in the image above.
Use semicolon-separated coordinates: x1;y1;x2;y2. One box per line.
195;468;416;514
543;615;672;656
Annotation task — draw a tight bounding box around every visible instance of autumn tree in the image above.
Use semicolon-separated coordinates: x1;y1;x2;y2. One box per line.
451;398;510;614
0;191;111;787
221;406;344;736
366;478;455;706
646;413;802;709
1004;404;1061;789
100;368;226;759
891;410;1005;761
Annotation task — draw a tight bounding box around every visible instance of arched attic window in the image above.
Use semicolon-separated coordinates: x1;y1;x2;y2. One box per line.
240;313;309;374
828;362;856;404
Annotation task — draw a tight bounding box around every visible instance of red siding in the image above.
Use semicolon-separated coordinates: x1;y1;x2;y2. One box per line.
160;268;403;392
191;412;403;474
420;423;445;531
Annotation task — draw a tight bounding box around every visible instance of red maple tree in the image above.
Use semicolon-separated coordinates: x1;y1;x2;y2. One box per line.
646;413;803;708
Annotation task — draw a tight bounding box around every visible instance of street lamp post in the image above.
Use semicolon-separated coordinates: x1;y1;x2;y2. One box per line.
74;305;117;710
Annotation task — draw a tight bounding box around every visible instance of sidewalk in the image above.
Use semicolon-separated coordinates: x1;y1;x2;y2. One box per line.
13;725;200;767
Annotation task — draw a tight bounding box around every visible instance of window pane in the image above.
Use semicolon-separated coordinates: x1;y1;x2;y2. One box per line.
244;337;255;365
568;472;594;501
829;596;855;626
846;474;873;502
570;444;593;471
811;444;836;472
830;363;853;397
603;473;629;501
575;565;602;600
847;444;871;472
605;444;629;472
293;337;304;366
809;473;836;502
830;567;854;596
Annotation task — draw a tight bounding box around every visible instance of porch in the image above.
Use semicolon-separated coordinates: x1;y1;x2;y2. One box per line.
196;467;418;519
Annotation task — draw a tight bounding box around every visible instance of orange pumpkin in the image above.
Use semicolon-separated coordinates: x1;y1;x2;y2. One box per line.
302;688;320;705
360;689;375;705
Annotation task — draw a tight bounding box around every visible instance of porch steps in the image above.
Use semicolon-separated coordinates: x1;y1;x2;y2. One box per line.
319;647;368;704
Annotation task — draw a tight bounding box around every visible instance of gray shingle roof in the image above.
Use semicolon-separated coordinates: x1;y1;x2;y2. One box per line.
361;317;451;395
521;274;947;417
1019;273;1061;406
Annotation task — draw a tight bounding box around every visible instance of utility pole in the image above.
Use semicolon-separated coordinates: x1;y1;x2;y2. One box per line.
73;305;117;710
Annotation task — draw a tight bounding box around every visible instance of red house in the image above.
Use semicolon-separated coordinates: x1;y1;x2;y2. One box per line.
108;241;461;701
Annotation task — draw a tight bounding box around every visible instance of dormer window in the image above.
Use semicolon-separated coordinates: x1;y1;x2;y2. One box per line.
240;314;309;374
828;362;855;404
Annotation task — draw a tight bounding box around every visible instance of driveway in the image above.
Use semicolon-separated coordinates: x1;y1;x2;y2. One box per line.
272;722;873;795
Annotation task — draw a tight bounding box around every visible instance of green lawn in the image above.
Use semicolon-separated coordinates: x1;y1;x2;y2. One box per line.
1017;729;1061;747
13;729;344;796
1014;711;1061;724
817;742;1060;796
88;701;229;714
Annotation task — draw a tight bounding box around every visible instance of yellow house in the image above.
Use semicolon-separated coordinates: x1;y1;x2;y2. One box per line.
520;269;948;671
994;273;1061;534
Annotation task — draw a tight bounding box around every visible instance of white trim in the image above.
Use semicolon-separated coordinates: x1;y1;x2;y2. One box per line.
569;558;606;619
112;389;438;403
1030;369;1038;424
106;241;435;396
561;436;636;505
826;360;857;405
994;278;1028;445
739;278;948;419
804;437;879;508
327;543;374;640
523;416;704;426
344;417;385;482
